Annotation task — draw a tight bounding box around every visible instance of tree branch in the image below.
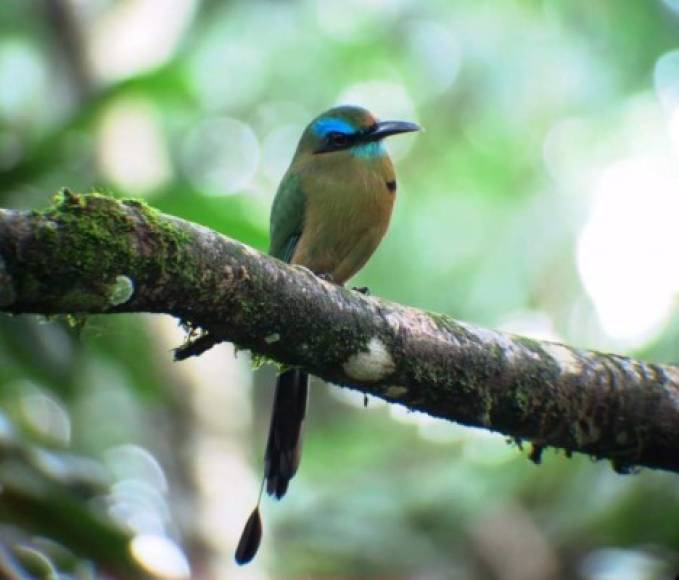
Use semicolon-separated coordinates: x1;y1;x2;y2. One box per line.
1;191;678;473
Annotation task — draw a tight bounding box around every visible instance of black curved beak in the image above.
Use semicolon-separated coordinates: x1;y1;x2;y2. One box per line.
363;120;421;142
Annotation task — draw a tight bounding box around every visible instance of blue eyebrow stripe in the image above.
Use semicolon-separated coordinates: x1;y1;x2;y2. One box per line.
312;117;355;136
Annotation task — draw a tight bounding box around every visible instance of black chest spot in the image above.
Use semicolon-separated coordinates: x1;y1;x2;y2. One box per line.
386;180;397;193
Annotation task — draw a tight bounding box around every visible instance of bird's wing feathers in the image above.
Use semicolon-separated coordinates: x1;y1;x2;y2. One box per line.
269;173;306;263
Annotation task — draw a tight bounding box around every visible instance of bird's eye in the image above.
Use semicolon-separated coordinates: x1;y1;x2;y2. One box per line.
328;132;349;148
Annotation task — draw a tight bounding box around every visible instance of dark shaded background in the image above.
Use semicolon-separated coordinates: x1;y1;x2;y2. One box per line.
1;1;678;578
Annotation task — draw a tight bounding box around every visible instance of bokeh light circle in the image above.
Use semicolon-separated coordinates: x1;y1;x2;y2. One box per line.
181;117;260;195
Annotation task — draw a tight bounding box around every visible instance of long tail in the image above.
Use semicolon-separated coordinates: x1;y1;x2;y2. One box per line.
235;369;309;565
264;368;309;499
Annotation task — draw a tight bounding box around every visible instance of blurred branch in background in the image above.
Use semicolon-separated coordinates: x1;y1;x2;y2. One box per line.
1;191;677;475
41;0;94;102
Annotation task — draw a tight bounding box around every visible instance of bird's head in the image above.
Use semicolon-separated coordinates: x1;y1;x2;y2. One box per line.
293;105;420;161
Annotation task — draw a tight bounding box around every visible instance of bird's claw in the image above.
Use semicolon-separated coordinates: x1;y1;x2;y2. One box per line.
352;286;371;295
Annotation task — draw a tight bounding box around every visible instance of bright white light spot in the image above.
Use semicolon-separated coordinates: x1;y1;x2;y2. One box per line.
89;0;197;82
542;117;595;189
181;117;260;195
189;31;267;111
662;0;679;13
261;123;303;185
20;391;71;445
577;157;679;346
406;21;461;101
338;81;419;160
316;0;403;42
130;534;190;579
0;40;47;122
97;97;171;195
105;444;168;492
254;101;309;131
193;440;260;548
581;548;665;580
316;0;363;41
109;479;169;534
338;81;417;128
654;50;679;113
669;108;679;161
12;546;56;577
497;310;561;342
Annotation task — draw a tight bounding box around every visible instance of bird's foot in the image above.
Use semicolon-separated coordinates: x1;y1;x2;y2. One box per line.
352;286;371;296
317;272;335;283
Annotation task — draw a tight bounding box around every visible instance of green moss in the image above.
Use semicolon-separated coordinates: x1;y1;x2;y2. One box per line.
429;311;467;337
120;197;146;209
478;388;494;426
122;196;190;248
14;545;59;579
514;335;542;352
22;191;192;312
60;287;109;311
514;387;532;414
52;187;83;208
251;352;287;373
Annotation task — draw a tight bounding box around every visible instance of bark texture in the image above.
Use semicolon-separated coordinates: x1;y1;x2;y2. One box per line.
1;191;678;473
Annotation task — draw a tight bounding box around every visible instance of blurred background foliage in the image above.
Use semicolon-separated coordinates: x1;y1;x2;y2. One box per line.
0;0;678;578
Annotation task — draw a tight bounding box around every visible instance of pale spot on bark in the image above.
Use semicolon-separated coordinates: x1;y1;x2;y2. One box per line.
662;366;679;408
108;275;134;306
223;265;234;284
666;366;679;385
384;312;401;333
239;244;260;257
384;385;408;398
543;343;581;374
343;337;395;382
462;321;545;364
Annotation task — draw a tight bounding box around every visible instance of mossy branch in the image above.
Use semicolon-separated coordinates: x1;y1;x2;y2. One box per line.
1;191;678;474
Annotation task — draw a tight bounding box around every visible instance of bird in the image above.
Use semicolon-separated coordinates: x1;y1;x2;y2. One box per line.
235;105;419;565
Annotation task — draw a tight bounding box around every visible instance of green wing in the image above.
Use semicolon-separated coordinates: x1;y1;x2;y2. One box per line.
268;172;307;263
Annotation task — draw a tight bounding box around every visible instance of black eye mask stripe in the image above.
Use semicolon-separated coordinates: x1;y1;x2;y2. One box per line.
314;124;379;155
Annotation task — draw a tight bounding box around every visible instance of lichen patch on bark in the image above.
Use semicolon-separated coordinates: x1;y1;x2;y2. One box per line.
543;343;581;374
108;275;135;306
384;385;408;398
343;337;395;382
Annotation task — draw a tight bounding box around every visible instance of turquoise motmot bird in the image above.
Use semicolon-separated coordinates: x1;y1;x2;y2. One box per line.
236;105;419;565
